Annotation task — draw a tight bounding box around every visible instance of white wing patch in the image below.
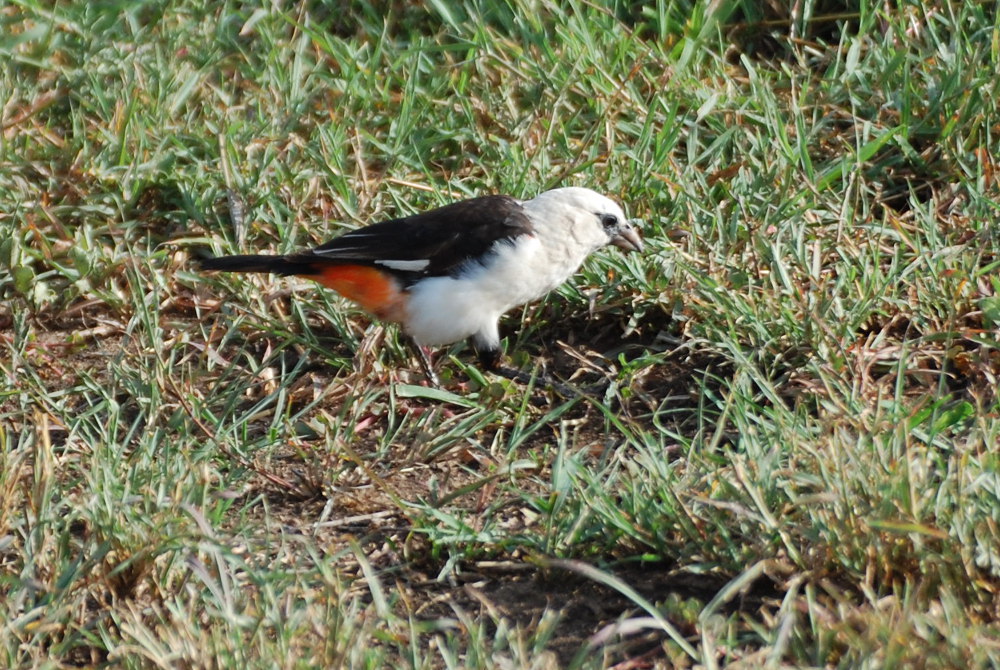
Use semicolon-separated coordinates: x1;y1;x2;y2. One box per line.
375;259;431;271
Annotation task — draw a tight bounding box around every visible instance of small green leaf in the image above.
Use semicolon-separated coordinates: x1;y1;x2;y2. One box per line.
932;401;974;433
13;266;34;294
70;246;92;275
980;296;1000;329
394;384;476;408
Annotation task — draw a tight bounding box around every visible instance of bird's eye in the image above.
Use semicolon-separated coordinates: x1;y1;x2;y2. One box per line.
600;213;618;228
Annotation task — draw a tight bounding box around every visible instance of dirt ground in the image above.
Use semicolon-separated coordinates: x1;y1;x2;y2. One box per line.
3;290;763;666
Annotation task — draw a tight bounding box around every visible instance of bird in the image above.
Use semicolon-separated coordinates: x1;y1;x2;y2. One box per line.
199;187;643;384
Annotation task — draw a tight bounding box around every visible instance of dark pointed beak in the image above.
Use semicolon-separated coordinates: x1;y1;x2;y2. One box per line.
611;220;643;253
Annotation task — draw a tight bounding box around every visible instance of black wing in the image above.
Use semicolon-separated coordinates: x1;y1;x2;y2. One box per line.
296;195;533;281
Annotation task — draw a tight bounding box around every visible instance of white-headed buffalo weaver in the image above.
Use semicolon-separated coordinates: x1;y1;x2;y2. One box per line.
199;187;643;383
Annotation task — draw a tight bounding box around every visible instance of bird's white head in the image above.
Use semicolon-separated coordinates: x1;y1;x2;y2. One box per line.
524;187;643;255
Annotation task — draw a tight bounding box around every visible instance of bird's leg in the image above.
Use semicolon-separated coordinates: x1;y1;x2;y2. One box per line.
408;338;441;387
477;346;503;373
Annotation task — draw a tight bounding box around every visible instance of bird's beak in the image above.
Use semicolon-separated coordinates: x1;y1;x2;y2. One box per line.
611;220;644;253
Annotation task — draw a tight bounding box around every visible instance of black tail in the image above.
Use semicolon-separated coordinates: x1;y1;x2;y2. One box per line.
198;254;319;276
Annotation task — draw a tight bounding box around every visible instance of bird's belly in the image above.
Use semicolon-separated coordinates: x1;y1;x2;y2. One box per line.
402;276;502;345
403;265;566;346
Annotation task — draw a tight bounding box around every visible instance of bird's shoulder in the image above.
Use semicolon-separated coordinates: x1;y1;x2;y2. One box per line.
304;195;534;278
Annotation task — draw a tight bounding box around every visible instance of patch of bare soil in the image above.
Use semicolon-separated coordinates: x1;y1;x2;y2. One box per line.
235;479;780;667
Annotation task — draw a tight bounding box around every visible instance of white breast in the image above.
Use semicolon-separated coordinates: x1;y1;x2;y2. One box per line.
402;235;578;346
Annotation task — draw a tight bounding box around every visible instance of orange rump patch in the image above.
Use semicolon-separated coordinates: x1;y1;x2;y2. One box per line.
309;265;407;322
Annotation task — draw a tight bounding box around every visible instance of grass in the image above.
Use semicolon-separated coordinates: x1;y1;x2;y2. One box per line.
2;0;1000;667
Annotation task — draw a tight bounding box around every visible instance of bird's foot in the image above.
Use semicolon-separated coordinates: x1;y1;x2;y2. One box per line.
475;346;582;396
490;364;582;398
